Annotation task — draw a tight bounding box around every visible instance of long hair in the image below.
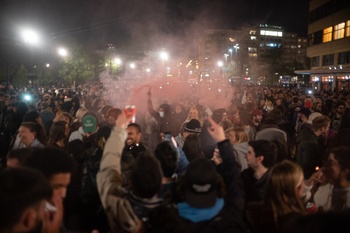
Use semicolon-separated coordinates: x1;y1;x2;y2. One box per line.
225;127;249;144
48;121;67;146
182;134;204;162
185;106;203;125
262;160;306;227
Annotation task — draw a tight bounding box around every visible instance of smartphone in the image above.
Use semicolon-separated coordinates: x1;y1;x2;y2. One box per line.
45;202;57;212
125;105;136;123
163;132;172;141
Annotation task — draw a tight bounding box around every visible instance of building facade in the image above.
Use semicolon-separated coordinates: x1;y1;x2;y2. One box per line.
295;0;350;91
198;25;307;84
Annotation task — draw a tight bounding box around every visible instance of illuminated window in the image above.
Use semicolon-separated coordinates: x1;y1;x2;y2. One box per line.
250;36;257;40
248;47;257;52
346;20;350;37
249;30;256;35
298;45;301;48
248;53;258;58
260;30;283;37
334;22;345;40
323;27;333;42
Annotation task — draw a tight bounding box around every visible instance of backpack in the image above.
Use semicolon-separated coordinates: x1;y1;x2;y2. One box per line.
80;146;102;204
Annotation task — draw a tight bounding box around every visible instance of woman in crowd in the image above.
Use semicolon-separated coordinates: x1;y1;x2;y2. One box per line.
181;105;203;129
18;121;46;148
306;146;350;212
248;160;306;233
225;126;250;171
48;121;69;148
182;134;204;162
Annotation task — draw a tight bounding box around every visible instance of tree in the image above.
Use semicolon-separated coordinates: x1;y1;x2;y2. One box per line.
11;64;29;86
56;40;98;86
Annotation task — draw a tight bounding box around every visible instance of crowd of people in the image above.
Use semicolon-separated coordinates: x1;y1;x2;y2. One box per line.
0;81;350;233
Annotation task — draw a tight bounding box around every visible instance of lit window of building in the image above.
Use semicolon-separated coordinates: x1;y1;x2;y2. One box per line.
249;30;256;35
334;22;345;40
248;53;258;58
323;26;333;42
248;47;257;52
260;30;283;37
346;20;350;37
250;36;257;40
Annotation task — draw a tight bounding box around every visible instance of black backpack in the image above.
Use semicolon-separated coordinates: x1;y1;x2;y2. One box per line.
80;146;102;204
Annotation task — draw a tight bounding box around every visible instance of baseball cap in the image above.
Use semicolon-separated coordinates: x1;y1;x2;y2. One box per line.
82;115;97;133
184;119;202;133
184;158;218;208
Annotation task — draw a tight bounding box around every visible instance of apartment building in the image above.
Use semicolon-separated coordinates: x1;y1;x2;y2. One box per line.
295;0;350;91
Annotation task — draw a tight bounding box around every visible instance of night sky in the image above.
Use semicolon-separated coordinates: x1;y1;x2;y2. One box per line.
0;0;309;52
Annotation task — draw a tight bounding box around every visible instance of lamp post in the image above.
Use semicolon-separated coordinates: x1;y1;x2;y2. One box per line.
224;54;229;64
159;51;169;77
228;49;233;60
234;44;240;56
217;60;224;79
57;48;68;57
21;28;41;87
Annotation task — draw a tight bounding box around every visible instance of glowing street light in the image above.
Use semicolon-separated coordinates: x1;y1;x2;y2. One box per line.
224;54;229;64
228;48;233;60
46;63;50;68
129;63;136;69
114;58;122;65
57;48;68;57
21;28;41;46
234;44;240;55
159;51;169;61
217;61;224;67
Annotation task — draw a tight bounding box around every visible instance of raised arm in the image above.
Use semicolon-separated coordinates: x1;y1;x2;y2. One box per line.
97;112;139;233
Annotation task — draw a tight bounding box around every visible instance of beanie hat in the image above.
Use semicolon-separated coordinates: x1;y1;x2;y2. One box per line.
184;119;201;133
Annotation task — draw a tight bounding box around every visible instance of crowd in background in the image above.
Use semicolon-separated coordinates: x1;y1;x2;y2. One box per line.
0;81;350;233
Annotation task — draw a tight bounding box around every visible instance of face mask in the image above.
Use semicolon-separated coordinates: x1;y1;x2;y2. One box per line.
159;111;164;118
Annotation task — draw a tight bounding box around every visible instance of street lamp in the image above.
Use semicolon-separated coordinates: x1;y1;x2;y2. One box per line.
129;63;136;69
114;58;122;65
217;60;224;79
159;51;169;61
57;48;68;57
224;54;229;64
228;49;233;60
159;50;169;77
21;28;41;46
234;44;240;55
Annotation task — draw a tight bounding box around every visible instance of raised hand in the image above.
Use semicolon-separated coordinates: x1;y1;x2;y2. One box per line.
42;197;63;233
115;112;133;129
207;117;226;142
